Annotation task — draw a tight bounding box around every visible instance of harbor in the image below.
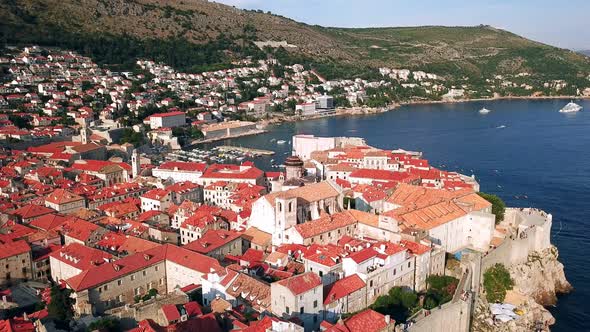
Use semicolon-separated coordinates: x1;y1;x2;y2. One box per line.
215;145;275;156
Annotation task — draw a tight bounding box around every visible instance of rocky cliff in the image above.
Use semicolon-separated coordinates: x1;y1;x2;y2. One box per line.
472;246;571;332
510;246;572;306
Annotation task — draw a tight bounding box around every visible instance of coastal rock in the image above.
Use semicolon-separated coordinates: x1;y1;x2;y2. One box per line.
472;245;571;332
472;295;555;332
509;246;572;306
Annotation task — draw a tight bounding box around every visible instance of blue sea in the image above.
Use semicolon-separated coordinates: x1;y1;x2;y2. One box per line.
204;99;590;331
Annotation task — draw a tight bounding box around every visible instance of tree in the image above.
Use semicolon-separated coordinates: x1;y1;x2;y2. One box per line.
47;286;74;328
477;192;506;224
87;318;122;332
8;114;32;129
483;264;514;303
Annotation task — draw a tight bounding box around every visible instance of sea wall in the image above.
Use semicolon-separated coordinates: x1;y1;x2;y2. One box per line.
404;271;473;332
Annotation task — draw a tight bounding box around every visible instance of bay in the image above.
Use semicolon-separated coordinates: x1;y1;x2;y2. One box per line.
203;98;590;331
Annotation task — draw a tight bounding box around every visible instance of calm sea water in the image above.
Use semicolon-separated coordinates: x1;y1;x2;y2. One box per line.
204;99;590;331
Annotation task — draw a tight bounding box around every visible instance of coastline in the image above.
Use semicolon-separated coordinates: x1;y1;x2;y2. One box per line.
257;95;590;128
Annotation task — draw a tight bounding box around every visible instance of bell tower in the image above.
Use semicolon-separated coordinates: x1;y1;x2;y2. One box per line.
131;149;140;179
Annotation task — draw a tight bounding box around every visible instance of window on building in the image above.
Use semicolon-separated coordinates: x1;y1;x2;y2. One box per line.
300;307;304;314
131;275;135;281
370;280;373;287
319;271;323;277
118;280;122;286
286;306;290;314
313;300;318;308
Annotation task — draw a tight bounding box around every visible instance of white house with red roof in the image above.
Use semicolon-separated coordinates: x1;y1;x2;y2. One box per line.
49;242;113;282
141;189;173;212
63;244;224;315
44;189;85;214
342;241;414;304
323;274;367;322
149;111;186;129
198;163;264;187
270;272;323;332
152;161;207;183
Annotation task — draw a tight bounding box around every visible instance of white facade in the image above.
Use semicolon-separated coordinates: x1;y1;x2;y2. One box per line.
292;135;337;160
49;256;82;283
150;113;186;129
165;260;206;291
152;168;204;183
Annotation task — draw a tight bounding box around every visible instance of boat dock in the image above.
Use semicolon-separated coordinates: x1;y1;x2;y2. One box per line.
216;145;275;156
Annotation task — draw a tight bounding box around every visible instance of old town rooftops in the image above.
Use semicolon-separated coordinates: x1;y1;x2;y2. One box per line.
65;244;224;291
293;211;357;239
200;163;263;180
275;271;321;295
45;189;84;205
49;242;112;271
156;161;207;172
0;240;30;259
323;274;366;305
184;229;242;254
264;181;341;205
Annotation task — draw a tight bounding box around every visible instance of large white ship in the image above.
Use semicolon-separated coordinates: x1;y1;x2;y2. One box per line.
479;107;492;114
559;102;582;113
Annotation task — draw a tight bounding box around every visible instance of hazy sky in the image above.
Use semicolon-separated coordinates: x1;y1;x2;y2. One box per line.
215;0;590;50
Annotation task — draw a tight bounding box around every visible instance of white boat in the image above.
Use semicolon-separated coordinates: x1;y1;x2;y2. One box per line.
277;140;286;144
559;102;582;113
479;108;492;114
496;125;507;129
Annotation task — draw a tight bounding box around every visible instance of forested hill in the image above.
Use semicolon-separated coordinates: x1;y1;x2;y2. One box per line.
1;0;590;80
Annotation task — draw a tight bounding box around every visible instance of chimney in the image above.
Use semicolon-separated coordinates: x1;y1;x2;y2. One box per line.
384;315;391;324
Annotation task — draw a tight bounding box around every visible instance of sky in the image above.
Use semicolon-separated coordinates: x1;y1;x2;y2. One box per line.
214;0;590;50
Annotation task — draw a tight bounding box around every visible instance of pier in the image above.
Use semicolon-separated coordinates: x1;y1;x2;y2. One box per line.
216;145;275;156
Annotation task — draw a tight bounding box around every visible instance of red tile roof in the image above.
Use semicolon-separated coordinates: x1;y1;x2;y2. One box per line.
276;272;321;295
49;243;112;272
11;204;54;219
325;309;392;332
161;304;181;322
45;189;84;205
29;213;70;231
324;274;366;305
65;244;224;291
201;164;263;180
183;229;242;254
150;111;185;118
0;240;30;260
157;161;207;172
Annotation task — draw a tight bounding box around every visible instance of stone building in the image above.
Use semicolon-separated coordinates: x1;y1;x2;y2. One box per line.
0;240;32;285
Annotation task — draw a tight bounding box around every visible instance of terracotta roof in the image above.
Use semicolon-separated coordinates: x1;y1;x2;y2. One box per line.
324;274;366;305
45;189;84;205
65;244;224;291
11;204;54;219
264;181;340;206
183;229;242;254
326;309;392;332
347;209;379;227
60;218;101;242
161;304;181;322
241;227;271;247
225;273;271;311
276;272;321;295
201;164;263;180
0;240;30;259
49;242;112;272
141;189;170;201
349;169;416;183
294;211;356;239
399;240;431;255
157;161;207;172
